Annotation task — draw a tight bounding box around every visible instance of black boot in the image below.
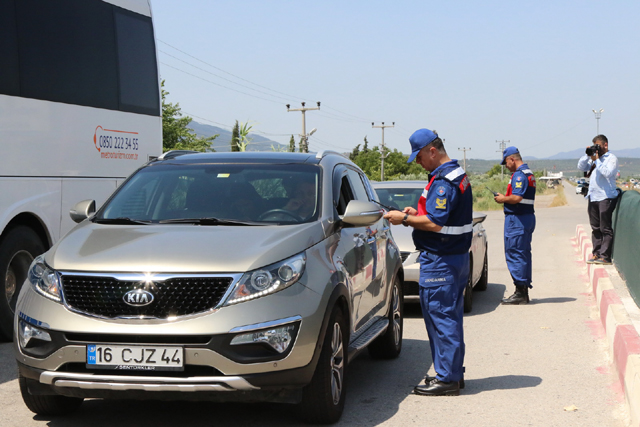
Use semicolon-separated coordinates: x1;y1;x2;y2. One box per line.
501;286;529;305
424;375;465;389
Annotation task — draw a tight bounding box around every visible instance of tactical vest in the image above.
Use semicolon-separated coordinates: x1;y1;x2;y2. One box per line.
412;163;473;255
504;166;536;215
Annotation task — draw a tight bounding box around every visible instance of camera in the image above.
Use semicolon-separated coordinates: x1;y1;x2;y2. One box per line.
585;144;602;156
580;182;589;196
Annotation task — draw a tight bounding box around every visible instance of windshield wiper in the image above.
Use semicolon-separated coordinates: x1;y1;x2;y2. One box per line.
158;217;263;226
93;217;151;225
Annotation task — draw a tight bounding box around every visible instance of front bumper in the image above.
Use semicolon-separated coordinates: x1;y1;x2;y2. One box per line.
15;280;329;401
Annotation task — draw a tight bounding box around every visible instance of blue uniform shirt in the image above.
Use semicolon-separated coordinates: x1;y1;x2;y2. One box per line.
412;160;473;256
503;164;535;216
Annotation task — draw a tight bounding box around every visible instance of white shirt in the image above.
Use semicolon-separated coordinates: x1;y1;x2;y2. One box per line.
577;152;618;201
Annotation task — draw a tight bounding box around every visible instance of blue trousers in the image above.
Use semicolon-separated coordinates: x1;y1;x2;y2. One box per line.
418;252;468;382
504;213;535;288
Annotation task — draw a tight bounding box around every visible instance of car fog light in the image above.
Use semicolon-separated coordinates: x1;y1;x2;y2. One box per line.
230;324;295;353
18;319;52;349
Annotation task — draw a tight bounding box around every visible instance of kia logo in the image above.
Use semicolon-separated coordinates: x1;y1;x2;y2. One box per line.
123;289;154;307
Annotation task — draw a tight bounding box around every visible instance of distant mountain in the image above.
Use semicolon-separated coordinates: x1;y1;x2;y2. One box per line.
547;147;640;159
188;121;288;152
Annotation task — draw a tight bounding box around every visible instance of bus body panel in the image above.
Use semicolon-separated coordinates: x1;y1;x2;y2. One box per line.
0;95;161;178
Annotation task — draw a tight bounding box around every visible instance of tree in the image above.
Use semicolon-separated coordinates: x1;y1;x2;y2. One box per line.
237;121;253;152
231;121;240;152
349;144;361;161
289;135;296;152
486;164;503;177
161;80;217;152
349;143;426;182
362;136;370;153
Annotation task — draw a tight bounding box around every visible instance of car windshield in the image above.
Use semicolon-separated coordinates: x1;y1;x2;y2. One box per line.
374;187;423;211
97;163;321;225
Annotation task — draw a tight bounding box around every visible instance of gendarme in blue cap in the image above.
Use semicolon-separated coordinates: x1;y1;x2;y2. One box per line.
501;146;520;165
407;128;438;163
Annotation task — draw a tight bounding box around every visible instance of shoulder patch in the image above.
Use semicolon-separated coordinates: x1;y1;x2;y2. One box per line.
436;186;446;196
435;198;447;209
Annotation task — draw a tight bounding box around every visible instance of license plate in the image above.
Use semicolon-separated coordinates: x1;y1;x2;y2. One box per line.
86;344;184;371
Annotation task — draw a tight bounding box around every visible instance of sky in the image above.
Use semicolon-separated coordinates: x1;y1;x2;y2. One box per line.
151;0;640;160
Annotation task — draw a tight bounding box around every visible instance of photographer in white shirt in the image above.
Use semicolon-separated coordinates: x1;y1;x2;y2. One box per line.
577;134;619;265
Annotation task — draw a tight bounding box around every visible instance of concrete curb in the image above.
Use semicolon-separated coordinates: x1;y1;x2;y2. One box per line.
575;224;640;427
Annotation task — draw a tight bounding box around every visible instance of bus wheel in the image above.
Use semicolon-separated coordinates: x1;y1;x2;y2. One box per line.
0;226;46;341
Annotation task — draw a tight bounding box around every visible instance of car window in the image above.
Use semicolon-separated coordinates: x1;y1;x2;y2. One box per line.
336;175;354;216
374;187;424;211
99;163;321;224
346;169;370;202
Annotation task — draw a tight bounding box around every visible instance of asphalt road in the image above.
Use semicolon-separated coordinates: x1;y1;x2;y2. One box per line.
0;183;629;427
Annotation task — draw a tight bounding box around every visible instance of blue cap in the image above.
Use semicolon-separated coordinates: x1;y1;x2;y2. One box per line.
501;146;520;165
407;128;438;163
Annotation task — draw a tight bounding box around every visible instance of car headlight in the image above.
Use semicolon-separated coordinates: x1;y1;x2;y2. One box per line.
223;253;306;306
28;255;62;302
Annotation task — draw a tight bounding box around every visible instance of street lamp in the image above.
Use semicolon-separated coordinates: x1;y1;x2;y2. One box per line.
592;108;604;134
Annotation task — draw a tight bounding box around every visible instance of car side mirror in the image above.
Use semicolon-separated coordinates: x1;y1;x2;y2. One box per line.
70;200;96;223
341;200;383;227
472;212;487;226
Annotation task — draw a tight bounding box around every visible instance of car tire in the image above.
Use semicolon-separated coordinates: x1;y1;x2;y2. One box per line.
463;258;473;313
19;375;83;415
474;248;488;292
0;226;46;341
368;276;403;359
298;305;347;424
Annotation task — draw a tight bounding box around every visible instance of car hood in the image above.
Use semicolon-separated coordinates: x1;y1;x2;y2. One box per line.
45;221;326;273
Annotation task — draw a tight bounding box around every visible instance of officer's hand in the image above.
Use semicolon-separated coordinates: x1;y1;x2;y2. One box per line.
403;207;417;216
494;193;505;204
383;210;405;225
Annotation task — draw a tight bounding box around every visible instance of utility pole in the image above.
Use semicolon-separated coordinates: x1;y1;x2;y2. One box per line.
458;147;470;172
286;102;320;153
372;122;394;181
592;108;604;134
496;140;509;180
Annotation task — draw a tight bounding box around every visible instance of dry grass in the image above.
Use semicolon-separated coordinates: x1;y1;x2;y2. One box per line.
548;184;568;207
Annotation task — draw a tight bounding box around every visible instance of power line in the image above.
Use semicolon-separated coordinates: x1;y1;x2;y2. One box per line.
372;122;395;181
158;39;307;102
287;102;321;153
458;147;471;171
161;62;284;105
160;49;291;102
496;140;509;179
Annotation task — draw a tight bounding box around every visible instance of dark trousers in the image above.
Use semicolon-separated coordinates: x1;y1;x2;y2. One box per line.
588;197;618;262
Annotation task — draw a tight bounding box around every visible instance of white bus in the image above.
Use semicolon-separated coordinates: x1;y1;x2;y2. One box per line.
0;0;162;339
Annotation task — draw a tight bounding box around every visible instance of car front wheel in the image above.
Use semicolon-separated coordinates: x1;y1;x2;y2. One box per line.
474;249;488;291
19;375;83;415
298;305;347;424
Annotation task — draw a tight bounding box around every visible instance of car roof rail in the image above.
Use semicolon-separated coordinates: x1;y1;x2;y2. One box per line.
157;150;201;161
315;150;346;160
